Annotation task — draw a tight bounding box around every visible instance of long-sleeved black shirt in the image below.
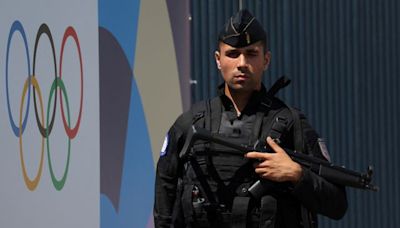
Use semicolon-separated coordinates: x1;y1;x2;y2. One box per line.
154;85;347;227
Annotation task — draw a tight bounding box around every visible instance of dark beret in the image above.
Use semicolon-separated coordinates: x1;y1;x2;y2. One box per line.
218;9;266;48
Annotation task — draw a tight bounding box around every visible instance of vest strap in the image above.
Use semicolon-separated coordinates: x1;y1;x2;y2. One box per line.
182;184;195;225
251;111;266;144
288;107;303;152
189;157;218;206
209;97;222;134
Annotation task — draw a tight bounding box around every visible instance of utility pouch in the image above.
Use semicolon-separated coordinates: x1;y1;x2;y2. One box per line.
258;195;277;228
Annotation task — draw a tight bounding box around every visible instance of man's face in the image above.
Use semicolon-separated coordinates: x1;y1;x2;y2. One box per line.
215;41;271;93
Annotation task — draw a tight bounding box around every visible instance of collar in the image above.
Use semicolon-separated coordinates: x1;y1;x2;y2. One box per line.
217;83;268;114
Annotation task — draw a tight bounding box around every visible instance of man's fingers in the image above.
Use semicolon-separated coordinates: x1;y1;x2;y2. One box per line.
266;136;284;153
245;152;262;159
245;151;270;160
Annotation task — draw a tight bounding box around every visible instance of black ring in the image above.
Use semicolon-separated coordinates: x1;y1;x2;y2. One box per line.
32;23;57;138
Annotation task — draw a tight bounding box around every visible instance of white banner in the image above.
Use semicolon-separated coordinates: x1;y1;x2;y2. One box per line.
0;0;99;227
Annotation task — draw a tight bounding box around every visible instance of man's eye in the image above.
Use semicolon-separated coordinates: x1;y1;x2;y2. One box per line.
226;52;240;58
247;51;259;57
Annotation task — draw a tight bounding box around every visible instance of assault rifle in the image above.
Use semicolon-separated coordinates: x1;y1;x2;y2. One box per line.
179;125;378;200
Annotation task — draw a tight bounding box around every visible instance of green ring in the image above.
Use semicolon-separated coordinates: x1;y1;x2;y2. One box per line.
46;78;70;191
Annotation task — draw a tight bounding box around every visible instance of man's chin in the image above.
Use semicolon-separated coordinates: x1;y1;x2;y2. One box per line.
227;83;254;93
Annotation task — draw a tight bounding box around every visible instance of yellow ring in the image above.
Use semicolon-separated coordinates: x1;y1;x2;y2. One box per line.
19;76;45;191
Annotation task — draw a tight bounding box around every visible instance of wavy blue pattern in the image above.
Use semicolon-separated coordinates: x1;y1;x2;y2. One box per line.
99;0;155;227
100;77;154;227
98;0;140;66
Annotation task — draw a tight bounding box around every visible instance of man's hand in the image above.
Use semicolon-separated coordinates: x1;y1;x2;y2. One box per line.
245;137;303;184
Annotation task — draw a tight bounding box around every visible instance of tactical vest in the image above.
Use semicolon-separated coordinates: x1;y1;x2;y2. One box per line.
175;77;316;228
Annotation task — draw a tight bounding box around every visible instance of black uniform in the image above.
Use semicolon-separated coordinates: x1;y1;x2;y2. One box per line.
154;84;348;228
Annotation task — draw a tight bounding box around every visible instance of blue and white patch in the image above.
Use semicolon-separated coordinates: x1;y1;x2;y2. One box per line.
318;138;331;162
160;134;169;157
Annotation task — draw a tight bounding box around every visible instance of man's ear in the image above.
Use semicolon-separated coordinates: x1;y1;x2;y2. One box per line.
264;51;271;70
215;50;221;69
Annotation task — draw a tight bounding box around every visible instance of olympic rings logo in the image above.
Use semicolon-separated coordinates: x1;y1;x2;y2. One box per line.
5;20;83;191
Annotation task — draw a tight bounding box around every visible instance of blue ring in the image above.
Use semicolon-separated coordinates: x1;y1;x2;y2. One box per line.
6;20;31;136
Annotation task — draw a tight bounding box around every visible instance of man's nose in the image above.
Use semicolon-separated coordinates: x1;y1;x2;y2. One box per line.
237;54;249;68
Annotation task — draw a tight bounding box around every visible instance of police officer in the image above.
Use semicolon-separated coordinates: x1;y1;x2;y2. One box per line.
154;9;347;228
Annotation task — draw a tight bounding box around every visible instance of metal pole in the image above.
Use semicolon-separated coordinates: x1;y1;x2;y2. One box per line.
239;0;243;10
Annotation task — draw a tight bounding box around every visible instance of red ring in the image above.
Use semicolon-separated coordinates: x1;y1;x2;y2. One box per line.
59;26;83;139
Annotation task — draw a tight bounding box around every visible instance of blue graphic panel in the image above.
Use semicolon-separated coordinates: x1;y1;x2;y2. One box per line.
98;0;140;66
99;0;155;227
100;77;154;228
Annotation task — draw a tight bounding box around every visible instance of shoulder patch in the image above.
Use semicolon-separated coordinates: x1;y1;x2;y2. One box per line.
318;138;331;162
160;134;169;157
